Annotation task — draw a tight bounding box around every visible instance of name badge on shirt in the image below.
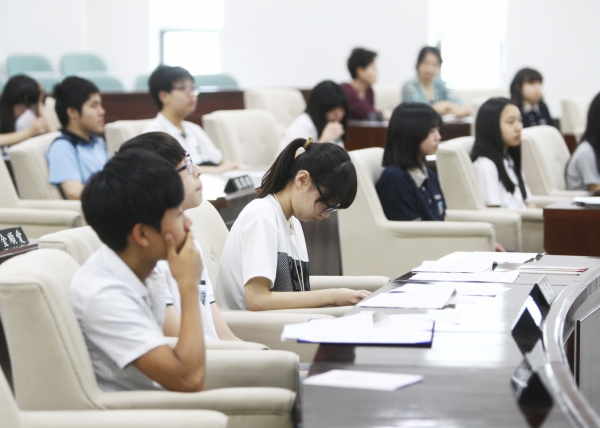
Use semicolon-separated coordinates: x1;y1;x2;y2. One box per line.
437;200;444;216
200;280;207;306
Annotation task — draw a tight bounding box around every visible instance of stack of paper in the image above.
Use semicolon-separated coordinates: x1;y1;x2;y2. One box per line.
281;311;434;345
304;369;423;391
437;251;539;264
573;196;600;206
412;260;494;273
358;283;456;309
409;271;519;283
517;265;588;275
392;283;509;297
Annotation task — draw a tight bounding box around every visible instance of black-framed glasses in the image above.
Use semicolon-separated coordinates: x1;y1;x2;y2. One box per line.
176;154;194;175
314;182;340;213
172;84;200;96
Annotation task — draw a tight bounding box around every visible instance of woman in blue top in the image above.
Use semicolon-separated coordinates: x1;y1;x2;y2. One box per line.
376;103;445;221
401;47;470;117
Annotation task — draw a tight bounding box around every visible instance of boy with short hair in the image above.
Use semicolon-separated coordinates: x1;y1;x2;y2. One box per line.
144;65;238;174
47;76;109;200
71;150;206;392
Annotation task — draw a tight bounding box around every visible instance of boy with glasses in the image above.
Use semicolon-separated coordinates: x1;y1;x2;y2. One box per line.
144;65;238;174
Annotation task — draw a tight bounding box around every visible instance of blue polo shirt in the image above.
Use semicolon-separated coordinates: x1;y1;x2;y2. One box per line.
376;164;446;221
47;129;109;187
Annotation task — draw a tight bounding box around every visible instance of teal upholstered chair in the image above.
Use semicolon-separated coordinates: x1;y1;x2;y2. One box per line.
194;74;238;90
0;76;5;94
77;72;125;92
134;74;150;91
6;55;62;92
60;53;107;75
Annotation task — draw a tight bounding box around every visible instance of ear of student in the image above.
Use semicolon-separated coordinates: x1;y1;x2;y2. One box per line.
130;223;152;249
295;170;311;188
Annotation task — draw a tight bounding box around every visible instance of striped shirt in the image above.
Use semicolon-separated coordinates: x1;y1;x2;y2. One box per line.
70;245;168;392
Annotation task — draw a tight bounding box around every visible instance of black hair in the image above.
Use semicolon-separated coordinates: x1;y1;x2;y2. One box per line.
347;48;377;79
118;131;186;167
53;76;99;127
416;46;442;69
148;65;194;110
0;75;42;134
510;68;544;105
82;150;184;252
382;103;442;169
579;92;600;171
306;80;348;140
257;139;357;210
471;97;527;198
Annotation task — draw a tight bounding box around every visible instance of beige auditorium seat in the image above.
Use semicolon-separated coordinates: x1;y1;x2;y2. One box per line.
0;156;81;238
0;250;295;428
42;96;61;131
436;137;551;253
0;368;228;428
561;96;591;136
373;83;401;112
453;88;509;107
202;109;281;169
338;148;522;278
9;131;62;200
243;88;306;136
521;125;588;197
38;224;326;363
105;119;152;157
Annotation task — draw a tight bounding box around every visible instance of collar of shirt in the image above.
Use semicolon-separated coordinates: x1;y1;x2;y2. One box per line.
408;166;429;188
99;244;158;299
60;128;98;146
522;101;541;115
157;112;188;140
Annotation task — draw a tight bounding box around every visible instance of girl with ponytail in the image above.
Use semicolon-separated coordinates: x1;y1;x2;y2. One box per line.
216;138;370;311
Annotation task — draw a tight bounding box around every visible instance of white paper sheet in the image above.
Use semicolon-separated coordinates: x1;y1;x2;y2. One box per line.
409;271;519;283
573;196;600;206
358;286;455;309
412;260;493;273
437;251;538;264
303;369;423;391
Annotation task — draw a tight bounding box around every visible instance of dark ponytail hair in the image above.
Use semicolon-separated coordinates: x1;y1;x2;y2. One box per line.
579;92;600;171
258;139;357;209
471;97;527;198
0;75;41;134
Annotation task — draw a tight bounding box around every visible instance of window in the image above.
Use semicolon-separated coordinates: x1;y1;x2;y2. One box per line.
428;0;507;89
161;30;221;75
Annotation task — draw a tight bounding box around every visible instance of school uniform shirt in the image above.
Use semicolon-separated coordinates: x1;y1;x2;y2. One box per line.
155;241;219;341
520;101;557;128
401;77;462;105
70;245;168;392
340;83;381;121
144;112;223;166
566;141;600;191
15;108;36;131
278;112;344;154
216;195;310;310
46;129;109;186
472;156;532;209
376;165;446;221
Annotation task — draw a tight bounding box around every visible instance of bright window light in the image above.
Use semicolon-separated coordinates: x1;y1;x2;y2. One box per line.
162;30;221;75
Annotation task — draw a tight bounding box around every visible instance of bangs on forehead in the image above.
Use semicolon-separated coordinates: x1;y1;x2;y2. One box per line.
313;161;357;209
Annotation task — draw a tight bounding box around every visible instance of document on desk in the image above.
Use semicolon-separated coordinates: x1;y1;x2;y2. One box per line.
517;265;588;275
409;271;519;283
437;251;539;265
303;369;423;391
358;284;455;309
281;311;434;345
412;259;494;273
392;283;509;297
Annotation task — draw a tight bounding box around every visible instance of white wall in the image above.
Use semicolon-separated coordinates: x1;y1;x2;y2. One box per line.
506;0;600;115
222;0;428;88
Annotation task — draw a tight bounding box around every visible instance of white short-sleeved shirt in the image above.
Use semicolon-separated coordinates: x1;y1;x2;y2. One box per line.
472;156;532;209
70;245;168;392
278;113;344;155
216;195;310;310
144;113;223;166
566;141;600;191
155;241;219;341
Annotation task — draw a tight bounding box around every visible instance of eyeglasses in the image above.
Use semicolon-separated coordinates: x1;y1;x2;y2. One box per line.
176;154;194;175
314;182;340;213
172;84;200;96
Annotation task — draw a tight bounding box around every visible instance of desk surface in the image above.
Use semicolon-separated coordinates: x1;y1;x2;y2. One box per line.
302;254;600;427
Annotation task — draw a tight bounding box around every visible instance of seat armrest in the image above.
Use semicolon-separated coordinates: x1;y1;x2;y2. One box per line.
381;219;494;238
0;208;81;226
165;337;268;351
309;275;389;292
446;209;522;251
549;190;588;197
530;195;570;208
18;199;82;213
505;208;544;222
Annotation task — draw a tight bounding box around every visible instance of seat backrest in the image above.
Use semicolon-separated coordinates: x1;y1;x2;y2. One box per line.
38;226;102;265
453;88;509;106
104;119;152;157
0;76;5;94
77;72;124;92
9;131;62;200
436;137;486;210
202;109;280;167
244;88;306;131
521;125;571;194
60;54;107;76
187;201;230;288
134;74;150;91
0;368;23;428
561;97;591;135
372;83;401;112
347;147;388;221
42;96;61;131
0;249;102;410
194;73;238;89
6;55;53;76
0;158;21;208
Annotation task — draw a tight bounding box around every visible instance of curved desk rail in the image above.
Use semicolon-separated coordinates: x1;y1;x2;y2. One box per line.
543;263;600;427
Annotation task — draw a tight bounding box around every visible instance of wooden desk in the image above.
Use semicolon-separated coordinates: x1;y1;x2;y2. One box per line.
544;200;600;256
302;255;600;427
344;118;472;152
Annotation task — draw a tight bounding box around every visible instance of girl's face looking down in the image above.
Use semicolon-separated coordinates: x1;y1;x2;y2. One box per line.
289;170;334;222
500;104;523;151
325;107;345;123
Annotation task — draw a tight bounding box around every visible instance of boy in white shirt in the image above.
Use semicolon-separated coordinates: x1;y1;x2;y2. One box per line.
144;65;238;174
